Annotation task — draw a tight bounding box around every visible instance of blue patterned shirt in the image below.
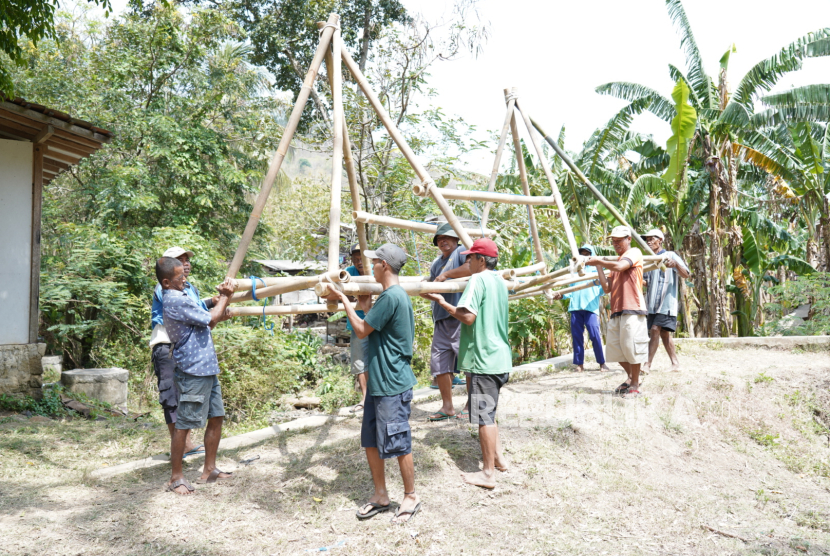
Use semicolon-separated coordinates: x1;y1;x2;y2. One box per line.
162;289;220;376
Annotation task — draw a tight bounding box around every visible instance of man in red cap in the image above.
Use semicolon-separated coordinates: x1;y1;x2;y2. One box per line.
422;238;512;489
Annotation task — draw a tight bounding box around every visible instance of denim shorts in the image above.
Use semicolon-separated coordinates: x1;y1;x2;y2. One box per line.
173;369;225;430
361;389;413;459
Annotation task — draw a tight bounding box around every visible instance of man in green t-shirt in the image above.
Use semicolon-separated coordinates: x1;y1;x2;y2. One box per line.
422;238;511;490
331;243;421;524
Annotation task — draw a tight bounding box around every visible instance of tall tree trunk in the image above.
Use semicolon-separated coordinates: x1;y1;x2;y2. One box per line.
359;3;373;72
821;195;830;272
702;133;733;337
685;221;709;337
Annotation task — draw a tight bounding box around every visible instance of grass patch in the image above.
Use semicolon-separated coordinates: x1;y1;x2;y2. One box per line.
747;428;780;447
755;371;775;384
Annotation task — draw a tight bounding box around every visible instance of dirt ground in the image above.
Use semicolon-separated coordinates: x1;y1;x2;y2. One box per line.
2;344;830;556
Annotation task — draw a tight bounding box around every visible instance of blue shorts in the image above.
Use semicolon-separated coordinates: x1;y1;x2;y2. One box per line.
174;369;225;430
361;389;413;459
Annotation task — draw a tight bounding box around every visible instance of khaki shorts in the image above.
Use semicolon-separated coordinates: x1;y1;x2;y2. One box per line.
605;314;648;364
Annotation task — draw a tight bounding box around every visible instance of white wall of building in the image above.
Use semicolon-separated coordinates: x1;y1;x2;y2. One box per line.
0;139;33;344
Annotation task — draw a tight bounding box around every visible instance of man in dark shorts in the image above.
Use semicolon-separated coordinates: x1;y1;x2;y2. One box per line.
330;243;421;524
426;222;471;421
156;257;234;495
423;238;511;489
641;229;690;373
150;246;217;458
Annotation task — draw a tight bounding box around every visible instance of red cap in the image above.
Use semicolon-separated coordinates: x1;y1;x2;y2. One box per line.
461;238;498;258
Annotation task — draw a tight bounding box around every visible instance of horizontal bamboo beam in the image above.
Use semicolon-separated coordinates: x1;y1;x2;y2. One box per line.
227;302;356;317
412;184;554;206
512;261;547;277
353;211;495;238
228;269;350;293
316;278;518;297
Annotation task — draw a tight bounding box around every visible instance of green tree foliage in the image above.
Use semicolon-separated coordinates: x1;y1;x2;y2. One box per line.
0;0;111;95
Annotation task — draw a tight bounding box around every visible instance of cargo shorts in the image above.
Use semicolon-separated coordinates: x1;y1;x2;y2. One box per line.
361;389;413;459
173;369;225;430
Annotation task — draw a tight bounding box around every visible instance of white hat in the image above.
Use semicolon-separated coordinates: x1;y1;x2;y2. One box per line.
608;225;631;238
162;246;195;259
643;228;665;240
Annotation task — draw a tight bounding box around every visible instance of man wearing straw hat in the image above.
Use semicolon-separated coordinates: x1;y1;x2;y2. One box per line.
330;243;421;524
585;226;648;398
551;245;612;373
641;229;689;373
423;238;512;489
425;222;471;421
150;246;218;460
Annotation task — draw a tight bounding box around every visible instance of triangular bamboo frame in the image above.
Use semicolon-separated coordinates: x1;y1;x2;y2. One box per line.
223;13;665;317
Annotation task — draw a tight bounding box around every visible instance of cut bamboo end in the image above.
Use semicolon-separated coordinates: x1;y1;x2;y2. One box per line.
412;184;427;196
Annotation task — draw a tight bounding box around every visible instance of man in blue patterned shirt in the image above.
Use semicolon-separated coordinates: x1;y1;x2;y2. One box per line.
156;256;234;495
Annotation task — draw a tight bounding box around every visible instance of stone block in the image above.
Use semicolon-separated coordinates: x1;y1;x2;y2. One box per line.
0;343;46;396
61;368;129;411
41;355;62;375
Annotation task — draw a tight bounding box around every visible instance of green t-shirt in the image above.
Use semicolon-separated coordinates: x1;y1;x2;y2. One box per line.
457;270;512;374
363;285;417;397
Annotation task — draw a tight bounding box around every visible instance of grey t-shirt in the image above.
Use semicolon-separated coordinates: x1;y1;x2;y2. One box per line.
429;245;467;322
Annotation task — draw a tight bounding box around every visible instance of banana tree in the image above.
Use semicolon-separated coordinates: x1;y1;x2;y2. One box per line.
734;226;815;335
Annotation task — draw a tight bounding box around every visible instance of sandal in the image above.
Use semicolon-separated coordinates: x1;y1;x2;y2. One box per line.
183;444;205;458
623;389;641;399
195;468;233;484
391;502;422;524
165;478;194;494
356;502;390;520
428;411;452;422
613;382;630;395
349;404;364;413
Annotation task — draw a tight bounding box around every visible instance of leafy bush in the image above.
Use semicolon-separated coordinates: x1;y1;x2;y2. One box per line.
0;388;65;417
763;273;830;336
316;368;360;413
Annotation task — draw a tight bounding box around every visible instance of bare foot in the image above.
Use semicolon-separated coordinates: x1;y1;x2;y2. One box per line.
574;364;584;373
390;493;420;524
670;364;681;372
641;364;650;374
600;364;611;372
461;469;496;489
494;452;510;472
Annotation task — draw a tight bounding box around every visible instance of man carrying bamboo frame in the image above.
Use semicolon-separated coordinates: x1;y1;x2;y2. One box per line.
423;238;512;489
331;243;422;524
425;223;472;421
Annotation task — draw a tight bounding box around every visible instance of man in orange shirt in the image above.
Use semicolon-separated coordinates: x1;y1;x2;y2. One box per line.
585;226;648;397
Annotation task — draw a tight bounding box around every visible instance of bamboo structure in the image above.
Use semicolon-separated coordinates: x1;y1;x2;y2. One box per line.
353;211;495;237
219;15;668;319
225;13;340;279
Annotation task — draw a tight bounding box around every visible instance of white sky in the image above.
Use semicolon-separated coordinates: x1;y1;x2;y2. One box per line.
99;0;830;174
404;0;830;173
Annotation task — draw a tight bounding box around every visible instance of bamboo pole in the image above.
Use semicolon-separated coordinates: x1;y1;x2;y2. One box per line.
508;290;547;302
513;96;581;270
227;302;356;317
229;271;349;303
326;29;344;275
225;14;338;279
528;114;666;271
411;185;554;206
340;48;473;248
511;270;568;294
511;261;547;277
480;92;516;228
316;278;518;297
349;275;427;283
228;269;349;292
353;211;495;237
342;117;370;272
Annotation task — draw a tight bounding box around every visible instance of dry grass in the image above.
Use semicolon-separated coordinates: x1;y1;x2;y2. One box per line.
2;345;830;555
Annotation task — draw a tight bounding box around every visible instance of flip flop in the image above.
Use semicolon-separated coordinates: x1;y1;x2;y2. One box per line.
356;502;390;520
428;411;452;422
613;382;630;395
165;478;194;494
452;376;466;386
183;444;205;458
454;410;469;420
429;383;439;389
349;404;364;413
391;502;422;524
195;468;233;484
623;389;641;399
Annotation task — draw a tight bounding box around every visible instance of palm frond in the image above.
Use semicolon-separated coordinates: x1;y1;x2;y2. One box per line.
665;0;714;109
667;64;701;108
595;82;676;122
762;83;830;106
734;130;799;181
751;104;830;128
807;37;830;57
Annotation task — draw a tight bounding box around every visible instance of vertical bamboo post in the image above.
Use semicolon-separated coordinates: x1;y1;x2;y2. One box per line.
342;120;370;272
480;91;516;229
340;48;474;248
507;89;547;277
327;27;344;275
225;13;339;279
514;94;581;270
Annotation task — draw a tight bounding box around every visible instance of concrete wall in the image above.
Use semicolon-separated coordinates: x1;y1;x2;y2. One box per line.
0;343;46;398
0;139;34;345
